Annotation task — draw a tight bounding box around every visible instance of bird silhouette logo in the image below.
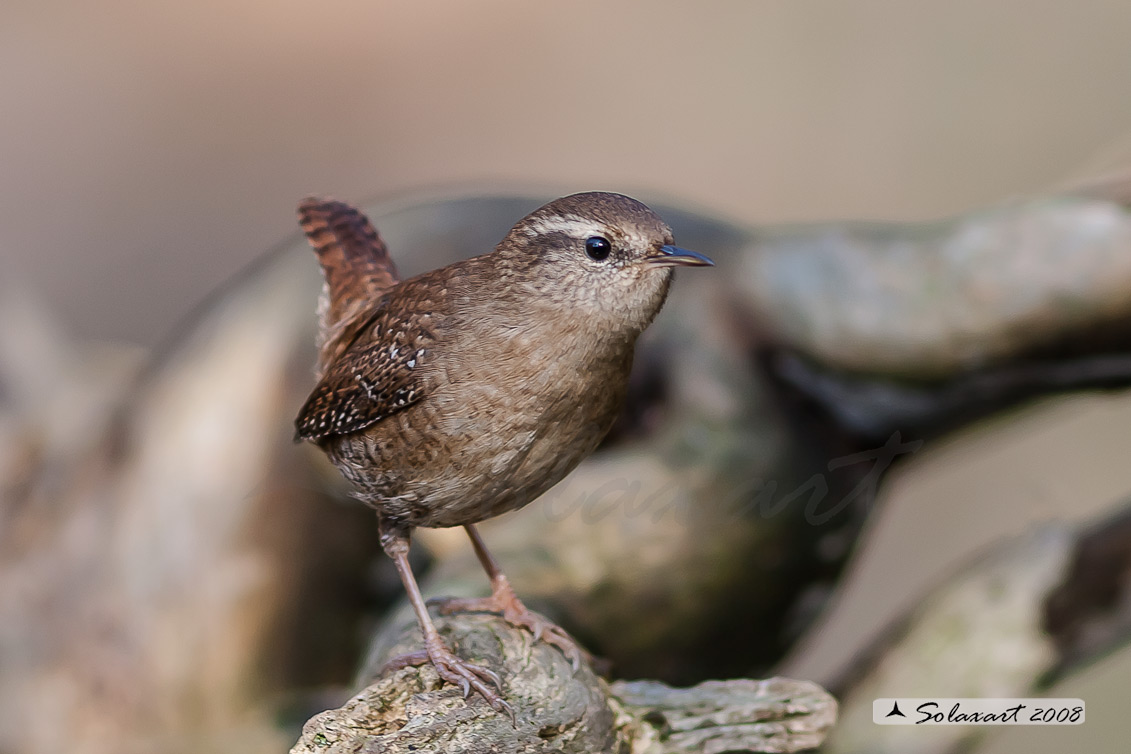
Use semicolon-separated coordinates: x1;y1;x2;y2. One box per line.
886;701;907;718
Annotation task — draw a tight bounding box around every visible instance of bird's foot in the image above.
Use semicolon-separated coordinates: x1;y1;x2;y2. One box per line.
430;578;588;671
380;636;514;723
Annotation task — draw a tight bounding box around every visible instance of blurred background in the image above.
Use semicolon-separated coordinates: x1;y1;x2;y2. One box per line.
6;1;1131;346
4;2;1131;753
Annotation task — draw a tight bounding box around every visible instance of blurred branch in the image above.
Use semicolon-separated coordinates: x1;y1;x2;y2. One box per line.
822;526;1070;754
1044;502;1131;673
822;497;1131;754
736;195;1131;378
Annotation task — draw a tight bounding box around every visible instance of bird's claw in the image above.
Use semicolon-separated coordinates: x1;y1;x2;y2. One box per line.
379;640;511;719
431;589;590;672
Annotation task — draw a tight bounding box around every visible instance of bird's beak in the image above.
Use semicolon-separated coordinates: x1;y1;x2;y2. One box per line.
645;244;715;268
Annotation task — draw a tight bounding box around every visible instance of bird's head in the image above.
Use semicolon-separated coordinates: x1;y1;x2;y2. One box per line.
499;191;713;336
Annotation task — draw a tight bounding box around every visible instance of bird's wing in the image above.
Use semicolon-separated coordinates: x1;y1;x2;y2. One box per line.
294;286;439;442
298;198;401;371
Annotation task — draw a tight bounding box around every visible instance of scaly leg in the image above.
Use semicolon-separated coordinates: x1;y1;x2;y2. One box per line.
376;523;513;720
431;523;587;670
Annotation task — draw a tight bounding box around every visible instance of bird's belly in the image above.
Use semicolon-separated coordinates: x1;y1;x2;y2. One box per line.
326;372;623;529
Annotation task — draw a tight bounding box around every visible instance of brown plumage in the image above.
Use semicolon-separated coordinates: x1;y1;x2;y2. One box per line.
294;192;712;719
297;198;400;378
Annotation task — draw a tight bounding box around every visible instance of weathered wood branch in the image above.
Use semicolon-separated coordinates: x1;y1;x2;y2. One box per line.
290;611;836;754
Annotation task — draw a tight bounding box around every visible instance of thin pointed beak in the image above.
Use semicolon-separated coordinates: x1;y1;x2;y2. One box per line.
646;244;715;268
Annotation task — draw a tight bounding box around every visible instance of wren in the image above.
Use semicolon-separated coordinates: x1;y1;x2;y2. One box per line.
294;192;712;717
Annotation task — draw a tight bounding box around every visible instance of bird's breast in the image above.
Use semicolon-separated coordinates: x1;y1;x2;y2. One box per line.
378;316;631;526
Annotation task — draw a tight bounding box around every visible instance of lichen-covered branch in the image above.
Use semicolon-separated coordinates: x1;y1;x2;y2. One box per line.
290;612;836;754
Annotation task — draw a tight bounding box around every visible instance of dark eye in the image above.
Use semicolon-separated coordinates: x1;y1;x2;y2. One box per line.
585;236;612;261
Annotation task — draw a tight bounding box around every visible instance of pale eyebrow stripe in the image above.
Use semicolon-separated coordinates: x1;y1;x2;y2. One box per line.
523;214;606;238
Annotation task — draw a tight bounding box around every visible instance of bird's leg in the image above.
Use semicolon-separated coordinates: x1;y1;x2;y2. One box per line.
430;523;587;671
376;523;513;720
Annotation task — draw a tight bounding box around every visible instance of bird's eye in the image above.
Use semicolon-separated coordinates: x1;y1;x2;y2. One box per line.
585;236;612;261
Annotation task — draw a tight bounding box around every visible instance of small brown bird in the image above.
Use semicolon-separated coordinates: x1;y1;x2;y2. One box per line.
294;192;712;716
